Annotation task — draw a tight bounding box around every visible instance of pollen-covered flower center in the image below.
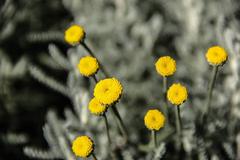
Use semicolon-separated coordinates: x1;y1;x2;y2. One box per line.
213;52;218;57
162;62;167;68
151;117;156;122
174;91;179;96
70;31;76;36
103;87;110;93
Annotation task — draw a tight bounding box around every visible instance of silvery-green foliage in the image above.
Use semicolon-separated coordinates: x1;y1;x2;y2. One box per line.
0;0;239;159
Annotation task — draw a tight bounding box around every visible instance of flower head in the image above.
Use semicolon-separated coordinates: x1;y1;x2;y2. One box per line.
94;78;123;105
88;97;107;116
205;46;228;66
78;56;99;77
65;25;85;45
155;56;176;77
72;136;94;158
144;109;165;131
167;83;188;105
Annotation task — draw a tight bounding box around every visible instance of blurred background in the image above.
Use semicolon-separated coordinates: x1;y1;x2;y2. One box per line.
1;0;240;159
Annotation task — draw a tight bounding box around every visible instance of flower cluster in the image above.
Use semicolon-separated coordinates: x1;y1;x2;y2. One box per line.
64;23;230;157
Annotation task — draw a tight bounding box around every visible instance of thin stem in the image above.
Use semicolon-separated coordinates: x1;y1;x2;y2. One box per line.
103;113;112;146
92;75;98;84
92;153;98;160
163;76;169;119
202;66;218;121
152;130;157;149
175;105;182;150
81;41;110;78
111;105;128;141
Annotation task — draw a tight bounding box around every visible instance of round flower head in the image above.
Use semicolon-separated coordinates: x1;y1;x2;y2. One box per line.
167;83;188;105
72;136;94;158
65;25;85;45
78;56;99;77
144;109;165;131
94;78;123;105
88;97;107;116
205;46;228;66
155;56;176;77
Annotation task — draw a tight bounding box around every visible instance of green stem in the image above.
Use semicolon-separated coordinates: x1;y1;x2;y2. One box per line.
111;105;128;141
163;76;169;119
92;153;98;160
152;130;157;149
175;105;182;150
103;113;112;146
92;75;98;84
202;66;218;121
81;41;110;78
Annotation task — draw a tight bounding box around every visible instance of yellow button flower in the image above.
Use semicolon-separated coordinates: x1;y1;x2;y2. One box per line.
144;109;165;131
205;46;228;66
72;135;94;158
78;56;99;77
94;78;123;105
65;25;85;45
88;97;107;116
167;83;188;105
155;56;176;77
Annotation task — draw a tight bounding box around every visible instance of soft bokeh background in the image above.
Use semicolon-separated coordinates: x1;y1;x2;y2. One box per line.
1;0;240;159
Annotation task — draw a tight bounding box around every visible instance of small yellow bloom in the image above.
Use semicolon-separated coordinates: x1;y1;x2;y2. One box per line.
72;135;94;158
65;25;85;45
155;56;176;77
167;83;188;105
88;97;107;116
205;46;228;66
144;109;165;131
78;56;99;77
94;78;123;105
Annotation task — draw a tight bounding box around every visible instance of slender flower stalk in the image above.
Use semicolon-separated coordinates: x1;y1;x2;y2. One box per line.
81;41;110;77
152;130;157;149
92;75;98;84
175;105;182;149
103;113;112;146
167;83;187;150
163;76;169;119
92;153;98;160
93;78;128;141
111;105;128;141
202;66;218;121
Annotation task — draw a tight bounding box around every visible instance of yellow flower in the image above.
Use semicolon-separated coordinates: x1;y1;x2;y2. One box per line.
78;56;99;77
144;109;165;131
65;25;85;45
94;78;123;105
155;56;176;77
72;136;94;158
88;97;107;116
167;83;188;105
205;46;228;65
